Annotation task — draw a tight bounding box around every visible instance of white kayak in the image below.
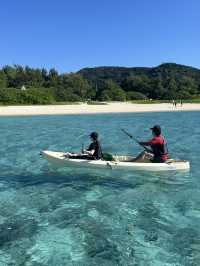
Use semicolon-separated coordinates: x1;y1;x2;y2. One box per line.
42;150;190;172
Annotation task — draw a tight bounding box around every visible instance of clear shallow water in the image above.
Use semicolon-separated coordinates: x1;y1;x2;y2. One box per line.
0;112;200;266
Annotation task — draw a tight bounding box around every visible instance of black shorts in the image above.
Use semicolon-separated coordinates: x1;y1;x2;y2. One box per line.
69;155;95;160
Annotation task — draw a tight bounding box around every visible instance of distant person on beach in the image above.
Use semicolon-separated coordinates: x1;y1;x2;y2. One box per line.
65;132;103;160
133;125;168;163
180;99;183;106
174;101;177;107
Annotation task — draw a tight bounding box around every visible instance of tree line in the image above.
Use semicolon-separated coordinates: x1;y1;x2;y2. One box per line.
0;63;200;104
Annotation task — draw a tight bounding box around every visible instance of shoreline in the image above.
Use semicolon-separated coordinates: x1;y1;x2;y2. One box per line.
0;103;200;116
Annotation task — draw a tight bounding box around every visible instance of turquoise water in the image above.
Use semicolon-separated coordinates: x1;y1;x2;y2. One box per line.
0;112;200;266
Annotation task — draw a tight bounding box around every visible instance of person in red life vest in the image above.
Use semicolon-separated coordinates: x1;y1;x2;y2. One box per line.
134;125;168;163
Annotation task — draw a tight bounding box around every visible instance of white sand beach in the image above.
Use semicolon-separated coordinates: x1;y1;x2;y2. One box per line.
0;102;200;116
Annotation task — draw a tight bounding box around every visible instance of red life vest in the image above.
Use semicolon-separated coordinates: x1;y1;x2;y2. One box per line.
143;135;168;162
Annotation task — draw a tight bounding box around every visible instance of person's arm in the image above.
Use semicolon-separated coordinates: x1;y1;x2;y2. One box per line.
138;139;158;154
84;149;95;155
139;140;153;146
83;143;95;155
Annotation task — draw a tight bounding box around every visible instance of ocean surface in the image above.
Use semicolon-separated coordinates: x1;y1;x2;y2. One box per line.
0;112;199;266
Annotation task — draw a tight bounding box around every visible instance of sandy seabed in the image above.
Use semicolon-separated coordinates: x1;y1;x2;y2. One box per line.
0;102;200;116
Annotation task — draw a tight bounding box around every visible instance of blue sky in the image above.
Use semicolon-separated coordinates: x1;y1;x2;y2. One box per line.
0;0;199;72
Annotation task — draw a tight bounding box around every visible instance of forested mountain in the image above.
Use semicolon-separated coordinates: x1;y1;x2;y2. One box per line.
0;63;200;104
79;63;200;100
79;63;200;83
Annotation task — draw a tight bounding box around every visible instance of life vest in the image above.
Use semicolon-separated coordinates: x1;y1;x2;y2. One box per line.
150;136;168;161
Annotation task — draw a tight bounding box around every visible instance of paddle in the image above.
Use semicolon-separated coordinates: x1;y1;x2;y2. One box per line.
121;128;152;153
81;143;84;154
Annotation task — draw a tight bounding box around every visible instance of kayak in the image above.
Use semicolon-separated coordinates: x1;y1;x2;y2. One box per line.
42;150;190;172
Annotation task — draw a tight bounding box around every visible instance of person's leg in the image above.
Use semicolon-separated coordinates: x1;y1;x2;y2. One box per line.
133;151;146;162
133;151;153;162
68;154;94;160
64;152;95;160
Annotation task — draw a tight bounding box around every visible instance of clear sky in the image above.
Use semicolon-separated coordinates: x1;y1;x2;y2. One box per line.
0;0;199;72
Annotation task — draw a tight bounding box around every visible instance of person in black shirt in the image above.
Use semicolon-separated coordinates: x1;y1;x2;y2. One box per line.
83;132;103;159
65;132;103;160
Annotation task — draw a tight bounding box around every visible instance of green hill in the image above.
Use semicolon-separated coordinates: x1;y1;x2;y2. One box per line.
79;63;200;82
78;63;200;100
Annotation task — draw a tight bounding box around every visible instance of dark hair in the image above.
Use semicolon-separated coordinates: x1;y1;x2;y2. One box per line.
90;132;98;140
151;125;161;136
